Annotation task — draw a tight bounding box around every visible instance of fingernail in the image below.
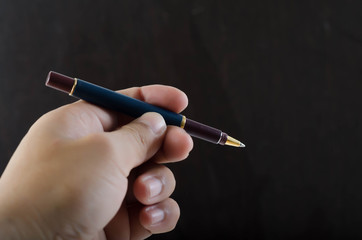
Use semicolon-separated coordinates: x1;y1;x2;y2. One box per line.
146;206;165;225
144;177;163;198
141;112;166;135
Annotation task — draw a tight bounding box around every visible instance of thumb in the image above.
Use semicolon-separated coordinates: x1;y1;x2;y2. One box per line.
107;112;167;176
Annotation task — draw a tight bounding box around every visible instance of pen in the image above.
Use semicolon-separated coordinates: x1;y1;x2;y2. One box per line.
45;71;245;147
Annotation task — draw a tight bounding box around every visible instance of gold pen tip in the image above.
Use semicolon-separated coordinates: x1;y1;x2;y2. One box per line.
225;136;245;148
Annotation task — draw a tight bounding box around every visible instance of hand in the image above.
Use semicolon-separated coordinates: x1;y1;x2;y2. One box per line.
0;85;193;240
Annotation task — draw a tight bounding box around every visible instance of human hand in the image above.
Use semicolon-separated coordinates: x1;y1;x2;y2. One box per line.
0;85;193;240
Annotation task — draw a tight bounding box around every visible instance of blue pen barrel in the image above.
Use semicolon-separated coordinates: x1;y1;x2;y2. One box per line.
73;79;183;126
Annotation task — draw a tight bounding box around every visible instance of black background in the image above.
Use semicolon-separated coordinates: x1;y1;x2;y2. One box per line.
1;1;362;239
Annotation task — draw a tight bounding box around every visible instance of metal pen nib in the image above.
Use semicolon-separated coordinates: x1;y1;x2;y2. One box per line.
225;135;245;148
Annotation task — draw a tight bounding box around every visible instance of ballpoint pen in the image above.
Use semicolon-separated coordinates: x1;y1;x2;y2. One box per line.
46;71;245;148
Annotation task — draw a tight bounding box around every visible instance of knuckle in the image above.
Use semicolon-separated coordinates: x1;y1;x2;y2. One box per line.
77;133;128;177
81;133;115;157
121;123;150;150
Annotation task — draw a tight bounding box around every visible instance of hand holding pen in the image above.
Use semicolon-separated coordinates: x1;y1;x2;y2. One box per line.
0;72;245;239
46;71;245;148
0;84;193;239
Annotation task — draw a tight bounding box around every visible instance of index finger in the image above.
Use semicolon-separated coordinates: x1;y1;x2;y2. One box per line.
120;85;188;114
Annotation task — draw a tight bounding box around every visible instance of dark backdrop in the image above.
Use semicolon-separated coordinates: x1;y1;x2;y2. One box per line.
1;1;362;239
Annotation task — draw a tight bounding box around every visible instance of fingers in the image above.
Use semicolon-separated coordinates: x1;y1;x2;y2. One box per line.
133;164;179;235
131;163;179;239
105;163;180;240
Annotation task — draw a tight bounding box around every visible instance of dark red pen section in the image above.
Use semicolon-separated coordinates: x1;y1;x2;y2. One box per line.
183;118;228;145
46;71;75;94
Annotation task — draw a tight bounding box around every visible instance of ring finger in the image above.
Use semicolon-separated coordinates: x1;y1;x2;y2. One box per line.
132;162;176;205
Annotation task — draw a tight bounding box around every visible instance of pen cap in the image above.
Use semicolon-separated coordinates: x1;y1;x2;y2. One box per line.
46;71;75;94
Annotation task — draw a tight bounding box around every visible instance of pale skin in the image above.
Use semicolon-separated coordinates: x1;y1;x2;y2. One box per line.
0;85;193;240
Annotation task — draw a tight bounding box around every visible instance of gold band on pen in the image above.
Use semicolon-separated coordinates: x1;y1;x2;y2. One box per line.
180;115;186;129
69;78;78;96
